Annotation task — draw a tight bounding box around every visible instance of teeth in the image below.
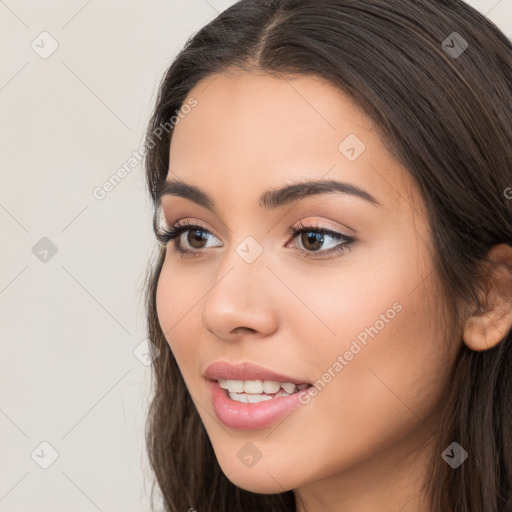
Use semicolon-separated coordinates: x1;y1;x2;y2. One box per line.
245;393;272;403
218;379;303;395
219;379;243;392
263;380;280;394
243;380;263;394
228;392;273;403
281;382;296;394
219;379;313;405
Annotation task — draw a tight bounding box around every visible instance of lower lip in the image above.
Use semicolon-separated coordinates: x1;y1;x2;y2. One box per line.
209;380;310;430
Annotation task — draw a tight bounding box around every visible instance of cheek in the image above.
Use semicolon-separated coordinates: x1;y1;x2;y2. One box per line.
294;274;451;483
155;252;207;331
155;258;176;335
262;228;452;469
155;256;202;366
308;228;448;400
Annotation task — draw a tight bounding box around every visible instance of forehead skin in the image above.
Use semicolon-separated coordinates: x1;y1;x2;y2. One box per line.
164;70;421;237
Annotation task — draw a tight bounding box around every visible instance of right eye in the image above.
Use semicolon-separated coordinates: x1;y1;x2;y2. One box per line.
157;220;223;255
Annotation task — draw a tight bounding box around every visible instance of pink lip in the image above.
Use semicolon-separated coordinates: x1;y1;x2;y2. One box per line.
204;361;311;429
204;360;310;384
209;380;310;430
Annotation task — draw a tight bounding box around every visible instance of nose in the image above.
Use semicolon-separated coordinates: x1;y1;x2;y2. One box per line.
200;246;279;342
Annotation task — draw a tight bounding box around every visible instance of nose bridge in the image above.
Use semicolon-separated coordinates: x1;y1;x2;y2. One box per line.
200;234;278;339
216;232;270;293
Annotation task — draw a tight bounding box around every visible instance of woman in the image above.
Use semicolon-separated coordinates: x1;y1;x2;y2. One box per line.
142;1;512;510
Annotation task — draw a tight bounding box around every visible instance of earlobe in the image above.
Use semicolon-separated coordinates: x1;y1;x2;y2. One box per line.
462;243;512;352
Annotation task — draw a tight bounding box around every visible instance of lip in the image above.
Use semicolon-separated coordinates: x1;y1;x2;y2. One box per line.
204;360;310;384
209;380;310;429
204;361;312;430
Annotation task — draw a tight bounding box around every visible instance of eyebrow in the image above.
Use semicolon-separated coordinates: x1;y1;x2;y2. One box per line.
155;178;381;213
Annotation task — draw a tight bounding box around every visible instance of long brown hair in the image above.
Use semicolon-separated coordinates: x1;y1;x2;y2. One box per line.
142;1;512;510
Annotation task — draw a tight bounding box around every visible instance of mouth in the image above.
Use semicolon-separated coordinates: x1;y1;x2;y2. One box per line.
216;379;312;403
204;360;313;404
205;361;314;429
208;379;313;430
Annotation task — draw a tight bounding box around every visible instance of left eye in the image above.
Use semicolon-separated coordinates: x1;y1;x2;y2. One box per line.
285;222;356;258
290;229;344;252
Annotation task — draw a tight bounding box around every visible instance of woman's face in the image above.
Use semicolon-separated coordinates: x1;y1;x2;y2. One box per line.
155;70;459;503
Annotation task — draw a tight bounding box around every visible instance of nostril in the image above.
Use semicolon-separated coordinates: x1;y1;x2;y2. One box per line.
232;326;257;335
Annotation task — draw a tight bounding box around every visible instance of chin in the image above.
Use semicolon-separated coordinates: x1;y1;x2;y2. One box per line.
225;470;292;495
213;452;298;494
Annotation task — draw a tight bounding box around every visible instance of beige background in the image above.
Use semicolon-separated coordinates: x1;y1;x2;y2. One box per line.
1;1;510;511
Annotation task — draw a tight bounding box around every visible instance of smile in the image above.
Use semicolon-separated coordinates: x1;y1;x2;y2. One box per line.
218;379;310;403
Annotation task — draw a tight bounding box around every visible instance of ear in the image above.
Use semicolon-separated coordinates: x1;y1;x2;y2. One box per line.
463;243;512;352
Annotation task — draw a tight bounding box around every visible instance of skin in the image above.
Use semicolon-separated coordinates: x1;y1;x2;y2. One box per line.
154;69;465;512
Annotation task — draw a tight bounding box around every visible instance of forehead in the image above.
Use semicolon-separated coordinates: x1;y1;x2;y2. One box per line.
167;70;415;214
171;70;372;160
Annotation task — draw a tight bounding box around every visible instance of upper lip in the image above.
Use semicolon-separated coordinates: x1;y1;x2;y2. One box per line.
204;361;310;385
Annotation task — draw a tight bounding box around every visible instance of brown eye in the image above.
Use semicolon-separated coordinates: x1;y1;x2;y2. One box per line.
287;223;356;259
187;229;210;249
300;231;324;252
157;221;223;254
177;227;222;252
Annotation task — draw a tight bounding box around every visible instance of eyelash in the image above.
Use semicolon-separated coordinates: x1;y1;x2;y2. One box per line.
156;219;356;259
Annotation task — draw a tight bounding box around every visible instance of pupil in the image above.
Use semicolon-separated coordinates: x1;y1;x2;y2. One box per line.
188;229;207;248
303;231;323;251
